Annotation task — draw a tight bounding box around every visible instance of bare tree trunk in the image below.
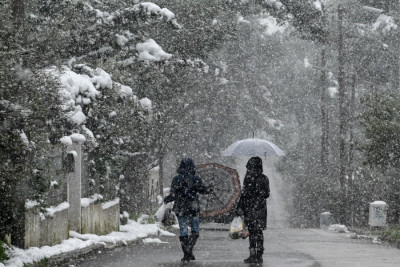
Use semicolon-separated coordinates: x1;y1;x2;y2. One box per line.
320;46;329;172
338;5;347;224
11;0;25;28
347;73;356;226
159;155;164;197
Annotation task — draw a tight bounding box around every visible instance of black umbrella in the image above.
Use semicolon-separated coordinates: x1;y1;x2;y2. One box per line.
196;163;241;218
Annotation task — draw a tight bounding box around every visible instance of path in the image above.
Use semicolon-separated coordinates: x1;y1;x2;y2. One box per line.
74;160;400;266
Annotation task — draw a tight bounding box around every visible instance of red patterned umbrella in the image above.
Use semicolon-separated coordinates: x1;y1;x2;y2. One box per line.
196;163;241;218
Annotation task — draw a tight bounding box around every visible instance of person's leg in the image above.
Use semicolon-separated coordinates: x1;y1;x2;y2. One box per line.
187;216;200;260
177;216;189;237
244;226;257;263
177;216;191;262
254;229;264;263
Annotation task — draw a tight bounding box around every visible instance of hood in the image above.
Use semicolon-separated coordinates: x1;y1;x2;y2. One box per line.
177;157;196;175
246;157;263;173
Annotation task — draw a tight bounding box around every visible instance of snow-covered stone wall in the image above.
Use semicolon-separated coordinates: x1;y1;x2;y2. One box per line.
81;198;120;235
24;205;69;249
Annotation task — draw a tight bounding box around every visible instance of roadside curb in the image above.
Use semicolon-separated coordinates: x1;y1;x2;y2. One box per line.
24;226;179;267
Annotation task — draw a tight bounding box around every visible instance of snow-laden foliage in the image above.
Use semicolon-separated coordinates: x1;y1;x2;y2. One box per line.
3;0;400;250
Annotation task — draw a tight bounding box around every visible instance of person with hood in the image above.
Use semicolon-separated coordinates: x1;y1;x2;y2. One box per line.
236;156;270;263
164;158;212;263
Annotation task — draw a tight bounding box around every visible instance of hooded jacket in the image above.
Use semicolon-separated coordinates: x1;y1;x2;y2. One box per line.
164;158;211;216
237;157;270;231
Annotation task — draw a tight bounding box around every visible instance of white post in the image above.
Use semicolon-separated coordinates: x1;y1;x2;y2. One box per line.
320;212;332;229
369;201;388;227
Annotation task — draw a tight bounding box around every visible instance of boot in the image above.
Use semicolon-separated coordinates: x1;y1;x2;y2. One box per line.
188;232;199;260
255;239;264;263
179;236;191;263
255;247;264;263
244;248;257;263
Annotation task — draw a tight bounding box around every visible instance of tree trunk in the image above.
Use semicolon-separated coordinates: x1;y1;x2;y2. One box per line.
320;46;329;172
159;155;164;197
337;5;347;224
11;0;25;29
347;73;356;226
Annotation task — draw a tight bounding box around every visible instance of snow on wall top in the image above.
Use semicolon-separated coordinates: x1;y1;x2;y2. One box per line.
25;199;40;209
81;194;104;207
371;201;387;206
45;202;70;217
102;198;120;210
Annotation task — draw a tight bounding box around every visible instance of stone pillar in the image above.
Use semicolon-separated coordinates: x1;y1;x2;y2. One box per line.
67;138;84;232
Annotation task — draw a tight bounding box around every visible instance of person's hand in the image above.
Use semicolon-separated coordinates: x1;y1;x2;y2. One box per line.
164;194;174;204
235;208;242;217
208;184;214;193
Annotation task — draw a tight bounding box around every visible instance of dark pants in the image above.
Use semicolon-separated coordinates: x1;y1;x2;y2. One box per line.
249;228;264;255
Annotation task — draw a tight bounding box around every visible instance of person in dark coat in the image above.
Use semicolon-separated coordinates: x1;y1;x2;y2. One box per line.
236;156;270;263
164;157;212;263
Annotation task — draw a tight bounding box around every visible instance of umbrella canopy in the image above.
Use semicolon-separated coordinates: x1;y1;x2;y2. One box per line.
221;138;285;157
196;163;241;218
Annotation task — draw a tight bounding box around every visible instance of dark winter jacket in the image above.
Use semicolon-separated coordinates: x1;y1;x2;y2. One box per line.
164;158;211;217
237;157;270;231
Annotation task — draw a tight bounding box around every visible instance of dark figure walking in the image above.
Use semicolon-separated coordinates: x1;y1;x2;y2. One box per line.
236;157;270;264
164;158;212;263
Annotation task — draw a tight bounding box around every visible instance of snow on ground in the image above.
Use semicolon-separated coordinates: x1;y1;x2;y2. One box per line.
142;238;168;244
329;224;350;233
0;220;175;267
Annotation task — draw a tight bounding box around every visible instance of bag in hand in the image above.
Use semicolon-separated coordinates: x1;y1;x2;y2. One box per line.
229;216;244;239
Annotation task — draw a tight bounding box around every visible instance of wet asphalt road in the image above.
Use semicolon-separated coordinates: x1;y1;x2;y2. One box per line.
74;160;400;267
74;226;318;267
73;225;400;267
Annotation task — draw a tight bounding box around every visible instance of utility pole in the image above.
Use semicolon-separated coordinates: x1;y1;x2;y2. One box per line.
337;4;347;224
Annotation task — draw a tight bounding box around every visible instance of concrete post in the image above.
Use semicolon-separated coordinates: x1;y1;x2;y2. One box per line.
67;139;83;233
369;201;388;227
320;212;332;229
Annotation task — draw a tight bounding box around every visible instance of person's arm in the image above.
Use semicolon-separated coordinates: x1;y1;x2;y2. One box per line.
195;176;212;194
260;176;270;199
240;176;250;198
164;177;177;203
235;196;244;216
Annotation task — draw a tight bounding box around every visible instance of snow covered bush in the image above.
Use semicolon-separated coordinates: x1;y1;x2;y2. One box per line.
0;63;72;246
0;239;10;263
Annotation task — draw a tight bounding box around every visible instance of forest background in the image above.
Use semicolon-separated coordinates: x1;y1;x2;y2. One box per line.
1;0;400;250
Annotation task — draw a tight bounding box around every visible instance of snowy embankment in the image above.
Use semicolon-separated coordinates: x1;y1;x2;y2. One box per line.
0;220;176;267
